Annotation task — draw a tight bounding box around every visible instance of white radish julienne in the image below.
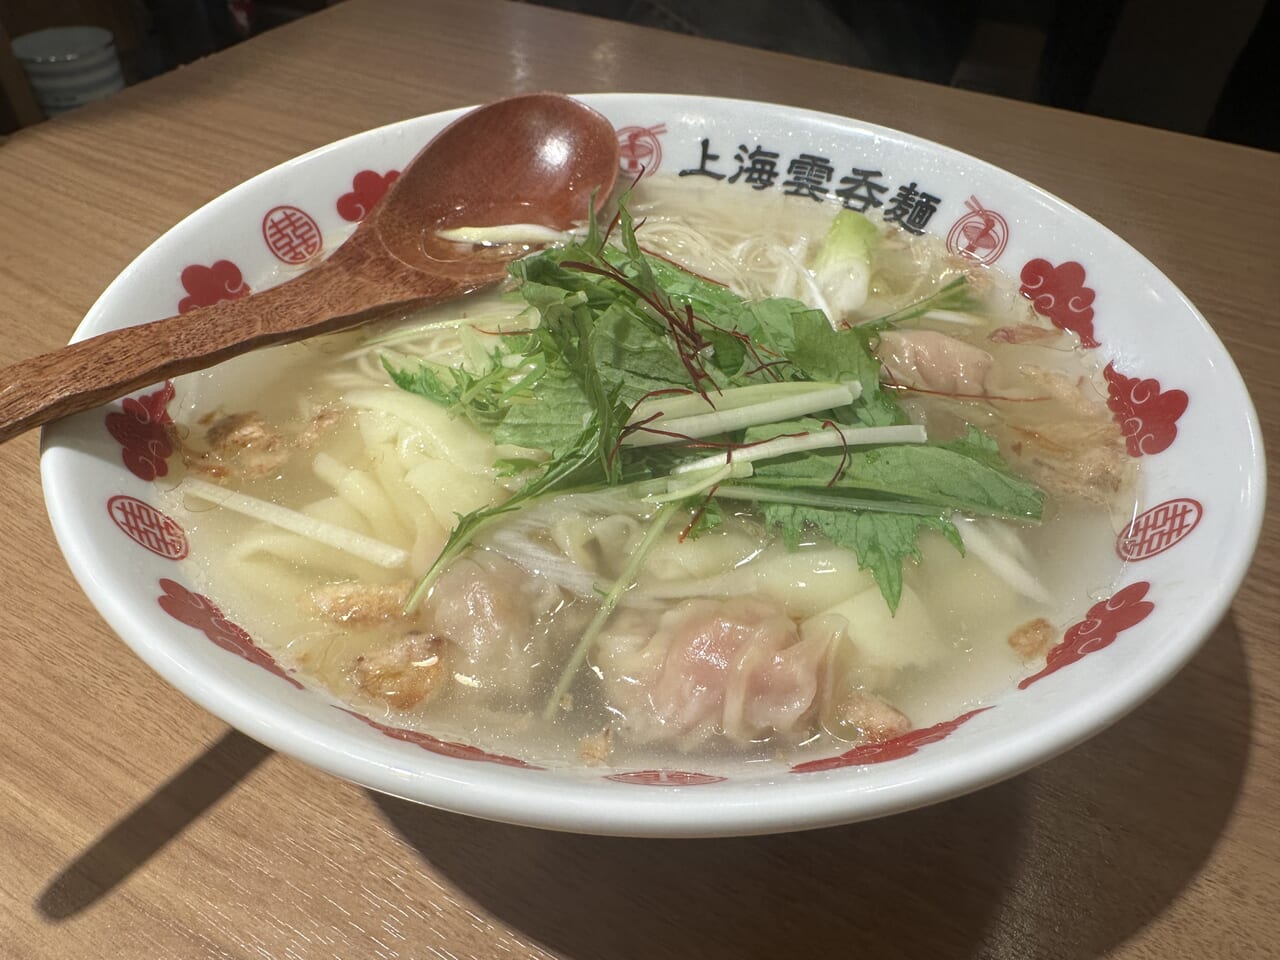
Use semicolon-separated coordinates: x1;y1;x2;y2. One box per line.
671;423;927;475
624;383;861;448
954;516;1051;604
181;478;409;570
628;380;858;424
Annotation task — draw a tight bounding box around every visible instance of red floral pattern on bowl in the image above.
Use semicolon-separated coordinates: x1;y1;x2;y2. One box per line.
339;709;540;769
105;381;175;481
157;578;303;689
1018;258;1098;347
1104;363;1189;457
178;260;250;314
336;169;400;222
1019;582;1154;689
790;708;992;773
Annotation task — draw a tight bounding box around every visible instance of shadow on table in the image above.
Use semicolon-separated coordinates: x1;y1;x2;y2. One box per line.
374;615;1252;960
30;615;1250;952
35;729;272;921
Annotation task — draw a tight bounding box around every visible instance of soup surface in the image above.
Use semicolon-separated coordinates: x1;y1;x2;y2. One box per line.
162;177;1136;768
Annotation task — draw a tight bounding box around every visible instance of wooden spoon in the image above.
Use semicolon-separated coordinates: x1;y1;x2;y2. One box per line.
0;93;620;444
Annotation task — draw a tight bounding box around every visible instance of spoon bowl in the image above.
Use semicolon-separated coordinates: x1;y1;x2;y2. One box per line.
373;92;622;277
0;93;619;444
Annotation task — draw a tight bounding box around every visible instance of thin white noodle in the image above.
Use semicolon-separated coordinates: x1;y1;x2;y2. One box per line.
312;452;401;543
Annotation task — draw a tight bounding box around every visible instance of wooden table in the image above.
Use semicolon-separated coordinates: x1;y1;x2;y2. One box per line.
1;1;1276;956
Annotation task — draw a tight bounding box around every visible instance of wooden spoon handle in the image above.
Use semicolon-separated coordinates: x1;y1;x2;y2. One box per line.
0;261;451;445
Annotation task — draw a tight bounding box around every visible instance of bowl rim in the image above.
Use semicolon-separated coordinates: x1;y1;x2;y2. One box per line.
40;93;1268;837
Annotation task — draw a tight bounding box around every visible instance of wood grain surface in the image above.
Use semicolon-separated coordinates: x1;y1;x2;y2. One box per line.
1;1;1276;957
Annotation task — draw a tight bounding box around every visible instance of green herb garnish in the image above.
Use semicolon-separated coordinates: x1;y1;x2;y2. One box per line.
389;197;1041;650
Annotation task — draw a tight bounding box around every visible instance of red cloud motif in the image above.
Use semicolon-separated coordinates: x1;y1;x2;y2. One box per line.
336;169;400;222
1019;259;1098;347
1103;363;1189;457
790;708;992;774
178;260;250;314
1019;582;1154;689
158;578;303;689
339;709;540;769
105;381;175;481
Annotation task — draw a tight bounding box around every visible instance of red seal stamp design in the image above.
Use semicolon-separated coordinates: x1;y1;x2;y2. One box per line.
105;381;175;481
339;709;540;769
1019;259;1098;347
178;260;250;314
790;708;992;773
605;770;727;786
158;579;304;688
108;495;188;559
617;124;667;178
1019;582;1154;689
946;196;1009;264
262;205;323;264
336;169;400;222
1103;362;1189;457
1117;498;1202;561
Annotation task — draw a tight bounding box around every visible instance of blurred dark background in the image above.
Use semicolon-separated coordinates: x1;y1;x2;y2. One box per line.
534;0;1278;151
1;0;1276;151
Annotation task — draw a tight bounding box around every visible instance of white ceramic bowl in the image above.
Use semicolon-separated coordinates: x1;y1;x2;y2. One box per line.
41;95;1265;837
